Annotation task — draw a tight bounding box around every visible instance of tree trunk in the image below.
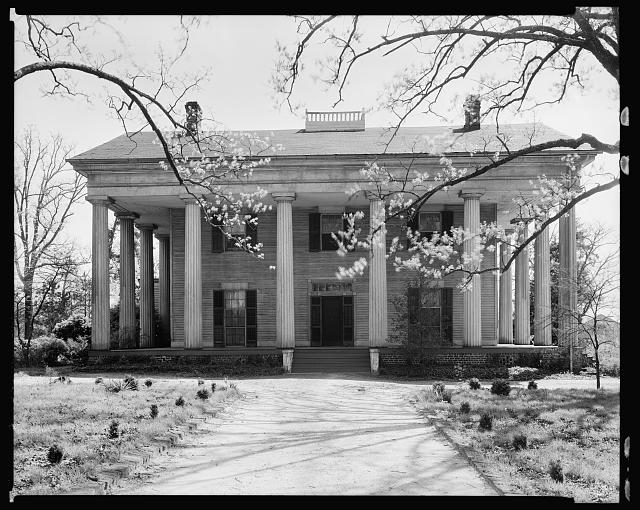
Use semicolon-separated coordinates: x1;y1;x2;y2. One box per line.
595;348;601;389
23;272;34;365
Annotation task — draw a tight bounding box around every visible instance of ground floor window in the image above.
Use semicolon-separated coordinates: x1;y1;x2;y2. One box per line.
408;287;453;345
213;289;257;347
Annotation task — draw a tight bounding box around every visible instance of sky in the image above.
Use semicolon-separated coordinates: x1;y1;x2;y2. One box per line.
13;14;620;306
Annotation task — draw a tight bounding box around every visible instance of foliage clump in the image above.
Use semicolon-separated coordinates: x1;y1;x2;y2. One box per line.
150;404;158;419
123;375;138;391
528;380;538;390
549;459;564;482
490;379;511;396
210;382;216;393
442;390;452;403
47;445;63;464
52;314;91;341
512;434;528;450
432;382;446;396
108;420;119;439
196;389;210;400
144;379;153;388
459;401;470;414
175;396;185;407
197;379;205;386
94;377;103;384
468;378;481;390
479;413;493;431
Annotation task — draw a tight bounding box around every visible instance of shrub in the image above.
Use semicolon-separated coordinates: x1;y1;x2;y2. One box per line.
442;390;452;403
479;413;493;431
468;378;481;390
549;459;564;482
197;379;205;386
47;445;63;464
51;375;72;384
528;380;538;390
53;314;91;341
460;402;471;414
512;434;528;450
108;420;119;439
32;336;70;366
432;381;446;397
508;366;541;381
196;389;210;400
150;404;158;419
175;396;185;406
94;377;103;384
211;382;216;393
123;375;138;391
490;379;511;396
144;379;153;388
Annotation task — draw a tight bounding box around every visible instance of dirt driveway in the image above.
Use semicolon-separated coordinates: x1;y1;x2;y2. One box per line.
116;375;499;495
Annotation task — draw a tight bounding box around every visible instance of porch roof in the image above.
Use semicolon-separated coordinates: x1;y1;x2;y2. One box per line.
69;122;596;162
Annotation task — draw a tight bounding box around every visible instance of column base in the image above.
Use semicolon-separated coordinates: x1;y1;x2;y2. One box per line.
282;349;294;373
369;348;380;375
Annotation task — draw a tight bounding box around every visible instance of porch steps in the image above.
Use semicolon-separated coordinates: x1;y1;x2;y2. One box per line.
291;348;371;374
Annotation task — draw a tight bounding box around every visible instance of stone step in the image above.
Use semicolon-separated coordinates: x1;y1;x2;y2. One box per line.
64;482;106;495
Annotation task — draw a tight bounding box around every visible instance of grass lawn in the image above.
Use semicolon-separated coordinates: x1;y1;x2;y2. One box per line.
12;372;241;496
413;382;619;502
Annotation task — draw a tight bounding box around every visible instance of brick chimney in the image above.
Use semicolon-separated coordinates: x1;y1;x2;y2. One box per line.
454;95;481;133
185;101;202;138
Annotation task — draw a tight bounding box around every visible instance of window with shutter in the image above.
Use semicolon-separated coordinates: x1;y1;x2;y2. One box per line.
321;214;342;251
212;288;257;347
407;286;453;345
212;214;258;252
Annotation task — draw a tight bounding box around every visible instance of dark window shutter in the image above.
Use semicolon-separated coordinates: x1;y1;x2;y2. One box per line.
211;216;225;253
408;287;420;345
310;296;321;346
245;214;258;246
440;287;453;345
213;290;225;346
246;289;257;347
309;213;321;252
441;211;453;238
342;295;353;346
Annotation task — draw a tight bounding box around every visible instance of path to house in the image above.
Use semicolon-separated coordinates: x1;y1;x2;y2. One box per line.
116;374;500;496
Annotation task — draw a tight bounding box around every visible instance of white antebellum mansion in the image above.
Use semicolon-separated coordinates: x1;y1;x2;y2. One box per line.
69;100;597;373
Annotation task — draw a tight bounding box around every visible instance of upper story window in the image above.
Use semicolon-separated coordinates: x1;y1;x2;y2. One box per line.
419;212;442;235
212;214;258;253
309;212;345;252
321;214;342;251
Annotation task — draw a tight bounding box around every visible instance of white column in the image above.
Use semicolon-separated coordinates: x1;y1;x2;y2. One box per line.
367;195;387;348
273;193;296;360
534;222;552;345
155;233;171;347
88;197;112;350
116;212;138;348
559;208;578;369
137;223;156;348
459;190;484;346
183;198;202;349
498;230;514;344
513;220;531;345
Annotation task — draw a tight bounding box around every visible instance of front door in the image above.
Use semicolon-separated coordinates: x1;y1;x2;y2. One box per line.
321;296;343;346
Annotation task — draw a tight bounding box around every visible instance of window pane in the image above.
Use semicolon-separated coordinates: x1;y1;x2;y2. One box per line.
321;214;342;234
419;212;441;232
421;289;440;308
227;221;245;236
425;308;441;328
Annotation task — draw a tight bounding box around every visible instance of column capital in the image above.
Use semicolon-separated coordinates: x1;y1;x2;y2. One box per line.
86;196;114;207
510;217;533;225
458;188;485;200
154;233;170;240
179;194;201;205
272;192;296;202
115;211;140;220
364;191;384;202
136;223;158;231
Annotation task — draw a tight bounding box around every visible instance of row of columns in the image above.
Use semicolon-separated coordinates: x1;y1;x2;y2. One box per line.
89;191;576;360
88;197;170;350
499;213;576;346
